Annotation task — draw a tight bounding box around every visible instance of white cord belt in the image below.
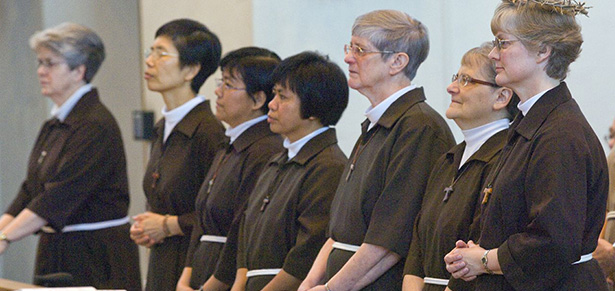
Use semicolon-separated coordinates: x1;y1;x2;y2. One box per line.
332;241;360;252
41;216;130;233
200;235;227;243
424;277;449;286
246;268;281;278
607;211;615;220
572;253;593;265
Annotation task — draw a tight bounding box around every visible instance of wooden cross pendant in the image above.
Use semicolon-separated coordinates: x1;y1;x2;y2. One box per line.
482;187;493;205
443;186;454;202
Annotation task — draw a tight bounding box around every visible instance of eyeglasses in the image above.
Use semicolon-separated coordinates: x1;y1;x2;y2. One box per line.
344;44;397;58
492;37;519;50
215;78;246;91
452;73;499;87
144;48;179;60
37;59;65;69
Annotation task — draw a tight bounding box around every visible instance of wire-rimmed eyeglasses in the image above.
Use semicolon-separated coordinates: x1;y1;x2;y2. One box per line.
492;37;519;50
452;73;499;87
215;78;246;91
144;48;179;60
344;44;397;58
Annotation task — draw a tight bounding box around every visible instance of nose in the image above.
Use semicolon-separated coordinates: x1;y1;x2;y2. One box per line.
214;85;222;98
446;80;459;95
145;54;155;67
609;138;615;149
344;52;355;64
37;65;47;76
488;47;499;61
268;95;278;111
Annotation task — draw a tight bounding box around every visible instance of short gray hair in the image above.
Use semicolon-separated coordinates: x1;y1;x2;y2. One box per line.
491;1;582;80
352;10;429;80
30;22;105;83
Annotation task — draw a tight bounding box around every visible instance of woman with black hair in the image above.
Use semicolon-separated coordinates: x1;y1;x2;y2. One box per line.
129;19;225;291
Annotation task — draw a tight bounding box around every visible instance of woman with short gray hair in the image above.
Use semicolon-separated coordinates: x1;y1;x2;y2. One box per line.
0;22;141;290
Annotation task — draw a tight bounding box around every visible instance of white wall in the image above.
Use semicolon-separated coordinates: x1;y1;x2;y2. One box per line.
2;0;614;285
253;0;615;153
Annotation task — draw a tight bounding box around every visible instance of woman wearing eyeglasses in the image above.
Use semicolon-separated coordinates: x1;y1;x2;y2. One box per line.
445;1;608;290
129;19;226;291
402;42;517;291
0;22;141;290
175;47;284;291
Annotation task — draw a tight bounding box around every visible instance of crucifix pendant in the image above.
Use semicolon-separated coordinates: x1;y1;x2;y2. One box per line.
207;179;214;194
345;164;355;181
151;172;160;189
482;186;493;204
260;197;270;212
443;186;454;202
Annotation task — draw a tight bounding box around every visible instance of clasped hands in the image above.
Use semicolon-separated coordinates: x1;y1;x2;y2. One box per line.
130;211;168;248
444;240;487;281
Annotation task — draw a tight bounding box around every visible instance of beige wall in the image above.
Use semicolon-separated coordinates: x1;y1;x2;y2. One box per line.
0;0;144;283
140;0;254;120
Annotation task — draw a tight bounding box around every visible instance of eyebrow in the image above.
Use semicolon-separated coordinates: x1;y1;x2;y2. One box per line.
151;45;169;51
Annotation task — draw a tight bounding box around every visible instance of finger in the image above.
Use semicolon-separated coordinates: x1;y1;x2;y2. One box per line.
455;240;468;248
452;267;470;279
444;253;462;264
446;260;467;274
461;275;477;282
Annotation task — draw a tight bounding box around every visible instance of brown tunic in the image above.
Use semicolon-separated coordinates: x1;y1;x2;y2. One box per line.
142;100;226;291
478;83;608;290
6;89;141;290
237;129;347;291
327;88;455;290
186;119;283;288
404;129;507;291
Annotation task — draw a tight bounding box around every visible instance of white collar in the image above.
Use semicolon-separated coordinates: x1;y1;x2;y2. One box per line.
459;118;510;168
161;95;206;142
51;84;93;122
517;87;553;116
365;84;417;130
225;115;267;144
283;127;329;160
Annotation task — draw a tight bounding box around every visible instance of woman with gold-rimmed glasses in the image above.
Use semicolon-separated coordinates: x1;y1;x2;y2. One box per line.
0;22;141;290
129;19;226;291
403;42;517;291
176;47;284;291
445;1;608;290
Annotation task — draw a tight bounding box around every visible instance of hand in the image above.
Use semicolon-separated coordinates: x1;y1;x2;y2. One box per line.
445;240;485;281
175;283;195;291
132;212;167;245
306;285;327;291
298;277;319;291
594;238;615;279
129;220;156;247
444;240;469;278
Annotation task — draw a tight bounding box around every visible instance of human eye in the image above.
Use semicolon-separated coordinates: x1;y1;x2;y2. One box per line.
224;81;235;90
460;74;472;86
355;45;365;57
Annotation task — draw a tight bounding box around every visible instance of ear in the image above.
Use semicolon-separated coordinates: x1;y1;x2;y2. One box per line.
71;64;87;82
251;91;267;111
182;63;201;82
493;87;513;111
389;52;410;76
536;44;552;64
